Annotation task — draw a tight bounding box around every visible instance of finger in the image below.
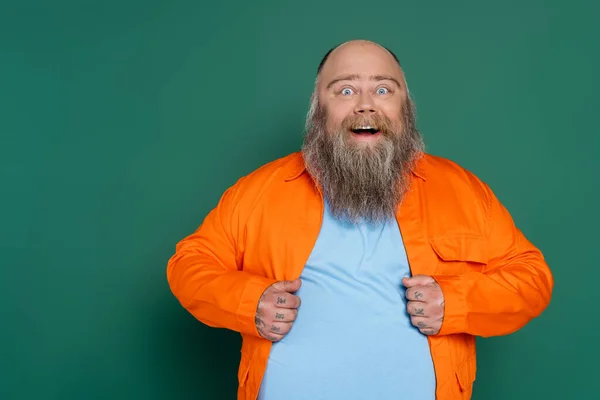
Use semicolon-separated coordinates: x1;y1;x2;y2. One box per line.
273;308;298;323
410;316;429;330
271;278;302;293
256;317;284;340
259;329;285;342
273;292;301;309
405;287;427;302
403;275;435;288
410;316;441;336
407;301;428;317
283;278;302;292
266;321;293;336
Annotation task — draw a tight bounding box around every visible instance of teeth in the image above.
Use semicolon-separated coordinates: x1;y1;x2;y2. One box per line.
357;126;374;130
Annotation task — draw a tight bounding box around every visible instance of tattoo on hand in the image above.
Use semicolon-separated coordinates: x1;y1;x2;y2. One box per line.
414;308;424;316
271;325;280;333
275;313;284;320
277;297;286;304
417;321;427;329
414;291;423;300
255;316;266;328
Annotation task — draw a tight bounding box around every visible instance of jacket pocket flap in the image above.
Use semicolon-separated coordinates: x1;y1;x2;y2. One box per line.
429;235;489;264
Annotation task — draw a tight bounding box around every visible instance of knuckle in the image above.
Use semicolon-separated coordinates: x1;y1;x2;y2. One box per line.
259;296;271;307
259;303;272;315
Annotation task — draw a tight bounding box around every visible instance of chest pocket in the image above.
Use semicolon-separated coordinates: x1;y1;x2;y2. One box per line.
429;235;489;275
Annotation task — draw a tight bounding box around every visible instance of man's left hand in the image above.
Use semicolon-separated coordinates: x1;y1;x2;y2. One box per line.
402;275;445;335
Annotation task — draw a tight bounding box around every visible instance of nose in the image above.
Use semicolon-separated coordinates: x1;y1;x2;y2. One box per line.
354;93;377;115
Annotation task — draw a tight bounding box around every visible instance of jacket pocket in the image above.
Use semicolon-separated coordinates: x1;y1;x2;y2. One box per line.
429;235;489;274
238;350;251;387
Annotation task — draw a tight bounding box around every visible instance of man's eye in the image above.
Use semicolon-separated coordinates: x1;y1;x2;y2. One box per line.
341;88;354;96
377;87;389;95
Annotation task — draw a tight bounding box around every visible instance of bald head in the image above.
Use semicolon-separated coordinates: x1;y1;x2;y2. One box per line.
315;40;406;91
316;40;402;75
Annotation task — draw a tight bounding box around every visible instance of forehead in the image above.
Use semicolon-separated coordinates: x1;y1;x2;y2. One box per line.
318;43;405;89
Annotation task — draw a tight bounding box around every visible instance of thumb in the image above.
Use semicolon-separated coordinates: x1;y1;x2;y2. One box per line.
272;278;302;293
402;275;435;287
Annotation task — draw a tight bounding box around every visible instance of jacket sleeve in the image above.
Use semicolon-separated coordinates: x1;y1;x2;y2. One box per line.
433;182;554;337
166;179;277;338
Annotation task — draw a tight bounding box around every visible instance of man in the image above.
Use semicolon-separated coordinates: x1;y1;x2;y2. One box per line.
166;40;553;400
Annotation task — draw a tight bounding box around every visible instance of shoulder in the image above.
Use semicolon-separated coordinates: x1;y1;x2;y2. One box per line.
218;152;303;213
418;153;493;208
231;152;302;192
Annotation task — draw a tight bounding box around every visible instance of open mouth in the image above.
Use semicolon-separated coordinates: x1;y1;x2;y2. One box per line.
350;126;381;135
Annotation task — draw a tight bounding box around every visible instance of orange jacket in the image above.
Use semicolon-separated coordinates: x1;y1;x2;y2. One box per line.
167;152;553;400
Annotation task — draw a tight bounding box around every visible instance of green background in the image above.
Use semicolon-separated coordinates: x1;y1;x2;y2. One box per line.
1;0;598;398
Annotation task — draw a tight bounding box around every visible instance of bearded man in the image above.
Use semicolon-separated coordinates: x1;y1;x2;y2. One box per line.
166;40;553;400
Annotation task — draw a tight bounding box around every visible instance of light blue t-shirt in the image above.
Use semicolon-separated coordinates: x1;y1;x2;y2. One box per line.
258;200;436;400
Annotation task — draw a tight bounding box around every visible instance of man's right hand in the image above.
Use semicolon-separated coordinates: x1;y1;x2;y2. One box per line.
255;278;302;341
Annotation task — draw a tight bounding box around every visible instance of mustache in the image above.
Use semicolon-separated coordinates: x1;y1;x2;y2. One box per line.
339;114;396;134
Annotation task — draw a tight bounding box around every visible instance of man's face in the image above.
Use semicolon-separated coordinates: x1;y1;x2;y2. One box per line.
302;41;424;224
316;42;408;148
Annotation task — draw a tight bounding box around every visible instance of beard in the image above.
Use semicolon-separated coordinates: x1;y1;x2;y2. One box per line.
301;96;425;224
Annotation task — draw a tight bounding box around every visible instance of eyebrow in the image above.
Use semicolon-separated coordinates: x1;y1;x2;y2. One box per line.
326;74;403;89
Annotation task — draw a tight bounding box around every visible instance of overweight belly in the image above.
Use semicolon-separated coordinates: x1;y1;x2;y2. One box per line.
257;283;436;400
